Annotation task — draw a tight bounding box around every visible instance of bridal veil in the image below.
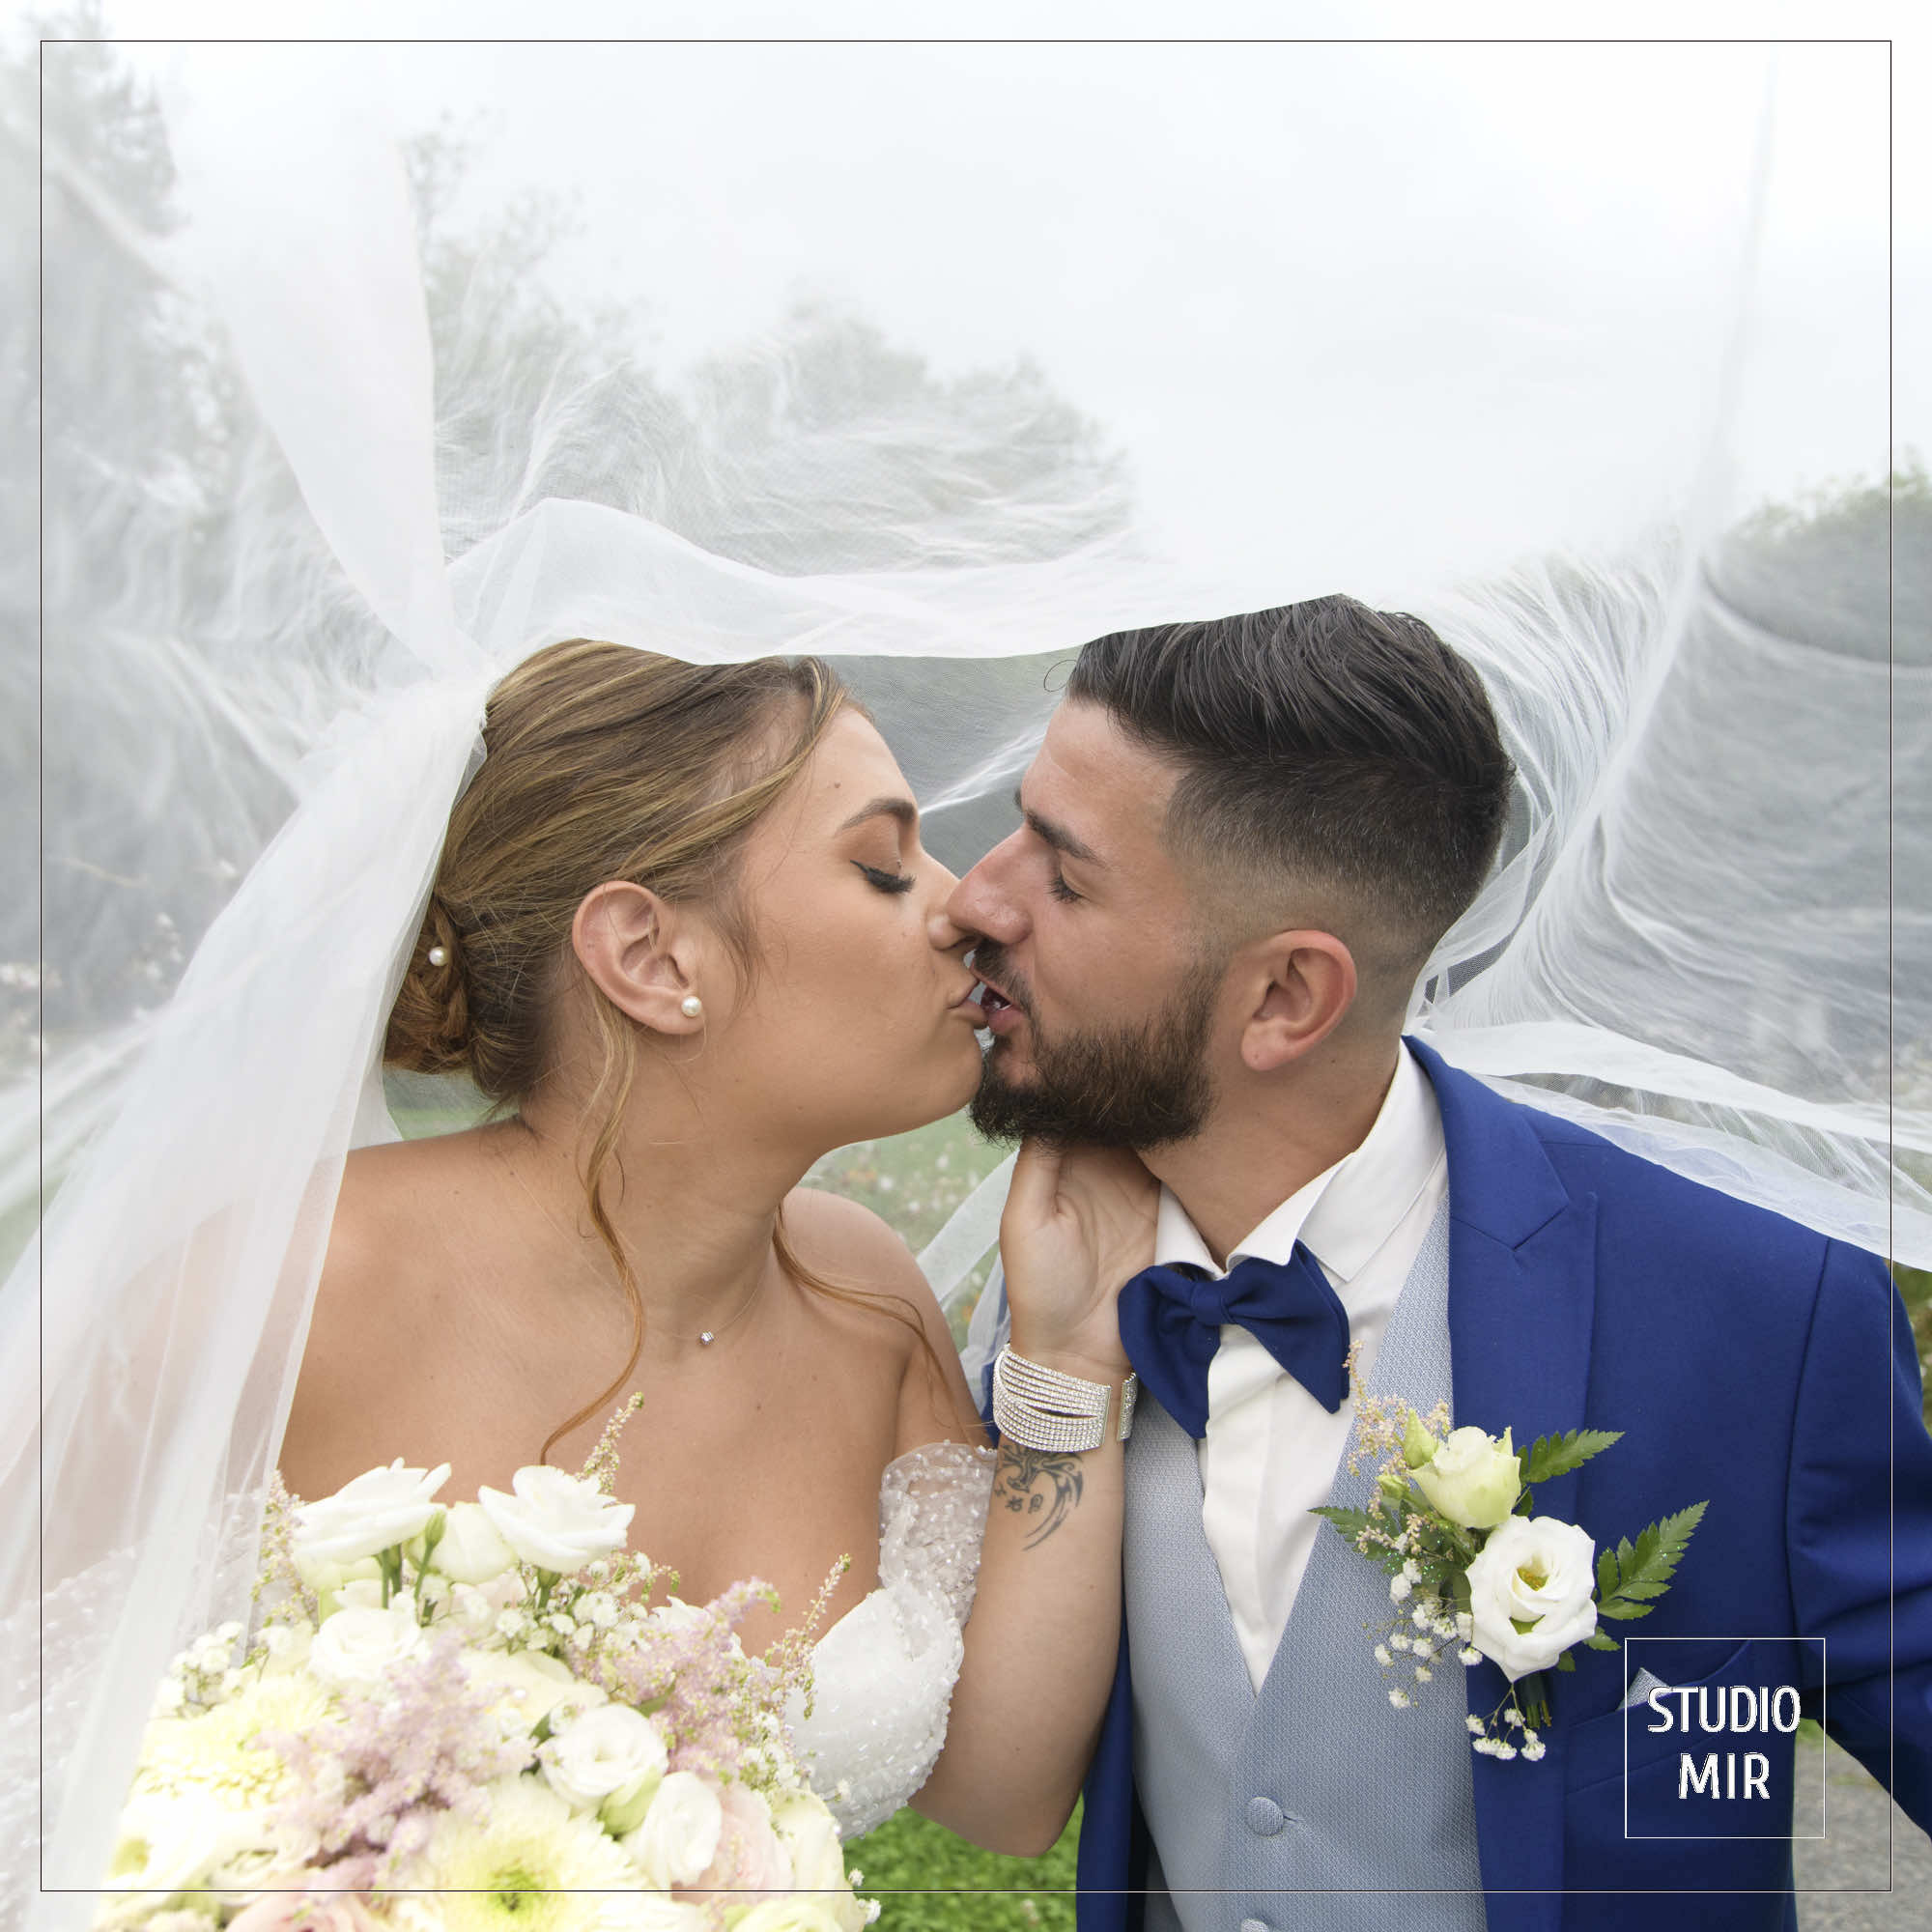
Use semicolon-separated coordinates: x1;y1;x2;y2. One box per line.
6;28;1922;1924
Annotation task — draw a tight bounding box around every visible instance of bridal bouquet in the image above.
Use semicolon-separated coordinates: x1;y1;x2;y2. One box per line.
1316;1388;1705;1758
99;1403;874;1932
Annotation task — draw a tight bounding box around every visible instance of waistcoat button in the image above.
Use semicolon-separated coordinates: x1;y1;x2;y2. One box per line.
1245;1795;1285;1835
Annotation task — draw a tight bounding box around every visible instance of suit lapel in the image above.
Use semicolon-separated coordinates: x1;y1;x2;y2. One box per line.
1407;1037;1599;1932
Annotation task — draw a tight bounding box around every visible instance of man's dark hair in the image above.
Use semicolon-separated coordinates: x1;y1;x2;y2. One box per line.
1065;596;1515;972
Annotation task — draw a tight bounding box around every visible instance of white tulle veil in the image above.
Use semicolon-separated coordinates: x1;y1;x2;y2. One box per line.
6;25;1923;1924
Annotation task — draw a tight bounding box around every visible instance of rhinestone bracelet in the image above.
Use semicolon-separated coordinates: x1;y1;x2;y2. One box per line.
991;1345;1138;1452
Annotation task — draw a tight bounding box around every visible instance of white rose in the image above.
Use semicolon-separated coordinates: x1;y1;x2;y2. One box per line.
464;1646;605;1729
769;1789;847;1894
478;1466;634;1575
540;1703;669;1817
1409;1426;1521;1530
1464;1514;1599;1680
430;1501;519;1585
293;1459;450;1566
307;1603;426;1690
622;1770;724;1889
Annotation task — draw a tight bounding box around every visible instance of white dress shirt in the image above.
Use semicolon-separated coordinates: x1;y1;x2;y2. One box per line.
1152;1042;1448;1690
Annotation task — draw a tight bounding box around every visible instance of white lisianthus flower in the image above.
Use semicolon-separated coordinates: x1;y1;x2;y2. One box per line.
1410;1427;1521;1530
1464;1514;1599;1680
622;1770;724;1889
431;1501;520;1585
540;1703;668;1817
293;1459;451;1566
478;1466;634;1575
99;1790;234;1907
464;1647;604;1729
307;1603;427;1690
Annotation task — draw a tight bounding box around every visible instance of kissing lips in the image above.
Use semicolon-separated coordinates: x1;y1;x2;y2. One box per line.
971;980;1023;1037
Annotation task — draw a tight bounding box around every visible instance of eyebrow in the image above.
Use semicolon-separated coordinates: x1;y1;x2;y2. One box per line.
1012;787;1102;867
837;795;920;834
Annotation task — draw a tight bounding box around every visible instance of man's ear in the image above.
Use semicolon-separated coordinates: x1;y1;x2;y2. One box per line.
1237;929;1358;1072
571;881;708;1036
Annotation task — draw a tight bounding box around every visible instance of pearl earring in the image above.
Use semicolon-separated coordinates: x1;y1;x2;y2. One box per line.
680;995;703;1019
427;946;447;967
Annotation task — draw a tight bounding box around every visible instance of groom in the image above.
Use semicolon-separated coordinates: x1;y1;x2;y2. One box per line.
947;597;1932;1931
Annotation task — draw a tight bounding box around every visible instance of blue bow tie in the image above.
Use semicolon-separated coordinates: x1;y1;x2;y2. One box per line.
1117;1244;1350;1439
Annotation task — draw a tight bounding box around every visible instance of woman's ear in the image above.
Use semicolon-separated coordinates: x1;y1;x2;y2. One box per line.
1237;928;1358;1072
571;881;708;1035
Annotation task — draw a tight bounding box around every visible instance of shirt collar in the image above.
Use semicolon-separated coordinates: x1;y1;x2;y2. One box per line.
1152;1041;1444;1287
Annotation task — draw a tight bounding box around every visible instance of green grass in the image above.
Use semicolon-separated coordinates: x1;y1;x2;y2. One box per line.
844;1804;1081;1932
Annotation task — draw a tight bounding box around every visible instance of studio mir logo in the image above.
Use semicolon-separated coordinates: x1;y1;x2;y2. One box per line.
1643;1682;1802;1801
1622;1636;1825;1841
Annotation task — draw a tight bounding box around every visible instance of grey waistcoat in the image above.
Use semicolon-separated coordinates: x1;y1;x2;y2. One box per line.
1122;1202;1487;1932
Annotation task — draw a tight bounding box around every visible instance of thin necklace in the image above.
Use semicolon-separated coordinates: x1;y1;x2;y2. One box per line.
492;1131;767;1349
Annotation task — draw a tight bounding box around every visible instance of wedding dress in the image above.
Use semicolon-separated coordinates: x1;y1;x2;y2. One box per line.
791;1442;997;1840
9;38;1922;1930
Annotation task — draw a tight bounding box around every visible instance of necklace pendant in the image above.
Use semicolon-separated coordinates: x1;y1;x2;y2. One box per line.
698;1331;715;1347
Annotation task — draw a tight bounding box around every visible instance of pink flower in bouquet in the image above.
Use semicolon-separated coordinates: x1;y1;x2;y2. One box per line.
225;1889;380;1932
689;1783;792;1896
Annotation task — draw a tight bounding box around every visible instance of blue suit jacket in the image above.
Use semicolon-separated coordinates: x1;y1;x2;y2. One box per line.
992;1038;1932;1932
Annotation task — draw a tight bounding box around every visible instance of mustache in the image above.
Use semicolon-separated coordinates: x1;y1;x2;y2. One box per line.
968;940;1036;1020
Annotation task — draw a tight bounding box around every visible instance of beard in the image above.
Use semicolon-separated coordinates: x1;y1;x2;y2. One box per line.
967;940;1221;1150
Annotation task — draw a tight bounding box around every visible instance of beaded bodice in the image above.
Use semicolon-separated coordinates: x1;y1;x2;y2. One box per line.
788;1438;996;1839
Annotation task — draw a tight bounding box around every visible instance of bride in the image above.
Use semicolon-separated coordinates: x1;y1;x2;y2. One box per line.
278;636;1153;1849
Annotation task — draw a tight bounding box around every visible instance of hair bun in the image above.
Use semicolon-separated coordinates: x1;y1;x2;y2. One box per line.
383;898;473;1073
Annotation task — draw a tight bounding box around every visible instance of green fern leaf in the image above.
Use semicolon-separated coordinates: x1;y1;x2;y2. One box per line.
1521;1428;1624;1486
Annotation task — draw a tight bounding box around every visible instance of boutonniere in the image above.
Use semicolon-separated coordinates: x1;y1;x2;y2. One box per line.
1314;1384;1706;1759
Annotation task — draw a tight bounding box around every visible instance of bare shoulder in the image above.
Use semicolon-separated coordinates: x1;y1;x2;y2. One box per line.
321;1133;486;1299
282;1133;495;1494
783;1186;985;1452
783;1186;925;1289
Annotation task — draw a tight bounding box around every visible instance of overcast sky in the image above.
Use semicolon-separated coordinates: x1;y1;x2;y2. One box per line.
38;2;1921;604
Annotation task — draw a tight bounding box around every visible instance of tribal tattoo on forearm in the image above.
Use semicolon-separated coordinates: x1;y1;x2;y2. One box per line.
994;1442;1086;1548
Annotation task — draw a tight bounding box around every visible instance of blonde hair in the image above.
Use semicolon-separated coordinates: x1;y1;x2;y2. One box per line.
385;639;870;1456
